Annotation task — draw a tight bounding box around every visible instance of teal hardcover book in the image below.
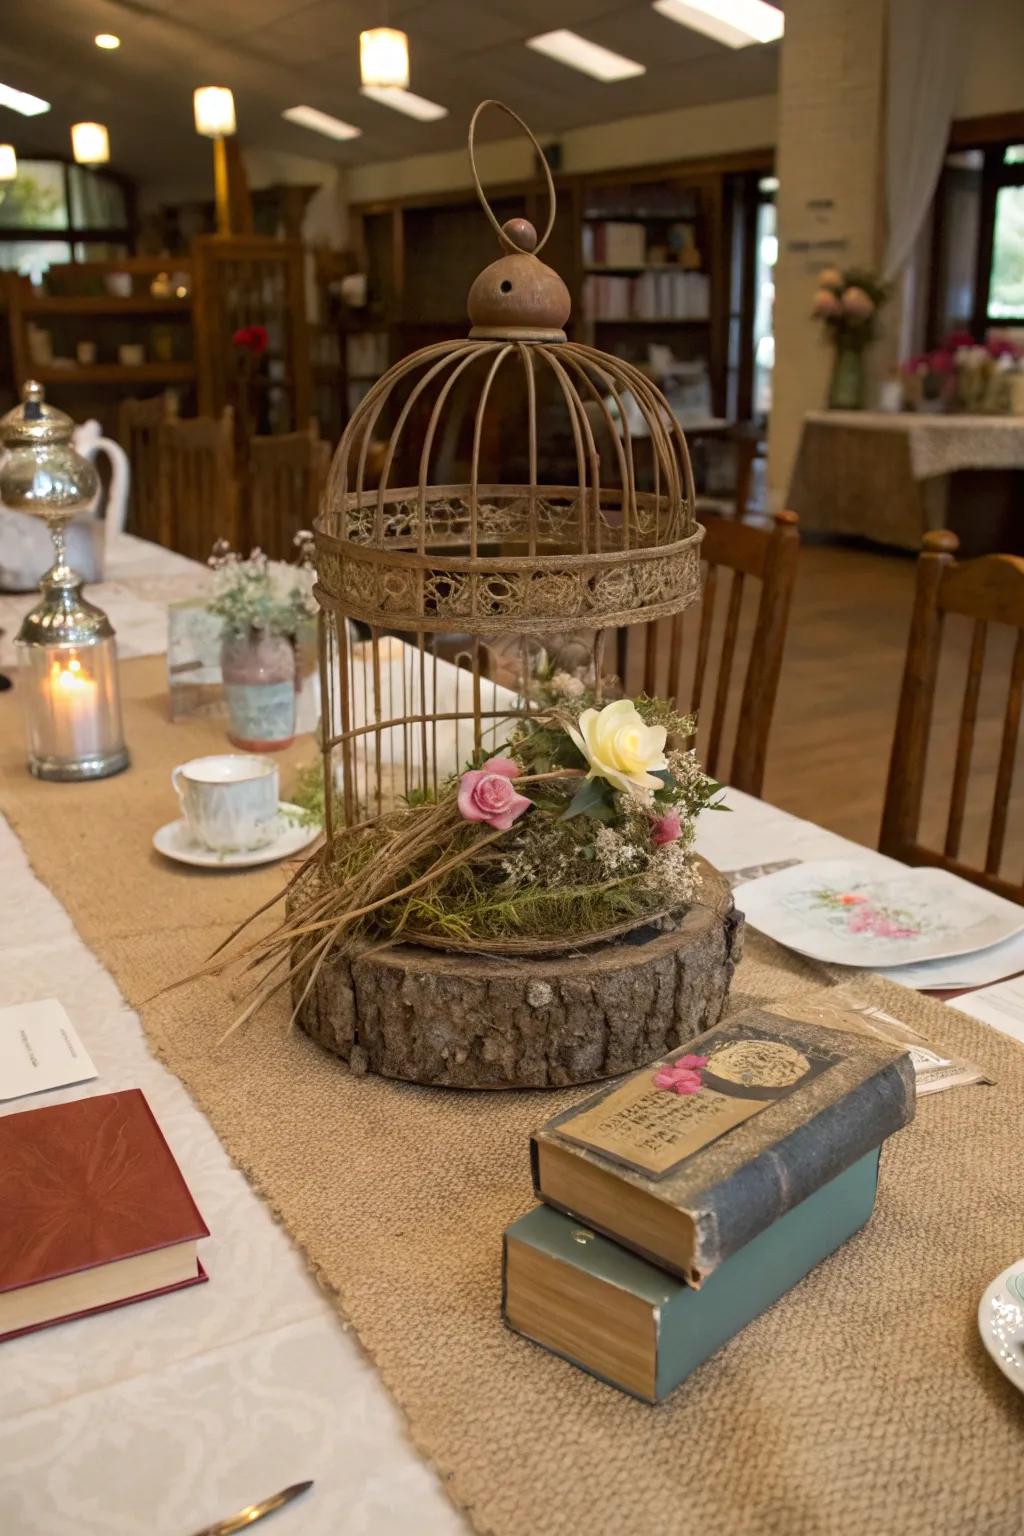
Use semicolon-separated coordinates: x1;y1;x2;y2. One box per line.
503;1148;880;1403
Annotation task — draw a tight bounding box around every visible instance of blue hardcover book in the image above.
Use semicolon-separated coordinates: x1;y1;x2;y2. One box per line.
503;1148;881;1402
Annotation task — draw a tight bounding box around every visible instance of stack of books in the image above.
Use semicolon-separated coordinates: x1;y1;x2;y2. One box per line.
502;1002;915;1401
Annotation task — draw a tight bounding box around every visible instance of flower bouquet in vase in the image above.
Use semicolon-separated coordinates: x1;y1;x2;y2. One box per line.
208;534;316;752
812;267;891;410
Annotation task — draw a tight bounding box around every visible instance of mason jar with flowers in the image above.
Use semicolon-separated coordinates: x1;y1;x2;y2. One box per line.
812;266;891;410
208;535;316;751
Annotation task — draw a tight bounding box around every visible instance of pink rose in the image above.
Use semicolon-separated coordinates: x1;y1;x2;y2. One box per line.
651;809;682;846
841;286;875;320
457;756;531;831
817;266;843;290
812;288;842;318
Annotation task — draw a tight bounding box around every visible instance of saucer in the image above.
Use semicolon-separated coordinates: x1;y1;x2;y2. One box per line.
978;1259;1024;1393
153;803;320;869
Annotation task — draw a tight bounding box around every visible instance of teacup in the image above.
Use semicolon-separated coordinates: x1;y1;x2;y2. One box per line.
172;754;279;852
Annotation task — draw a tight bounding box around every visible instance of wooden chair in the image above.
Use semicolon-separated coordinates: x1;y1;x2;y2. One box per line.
156;410;236;561
880;530;1024;903
246;422;330;559
116;392;178;543
617;507;800;797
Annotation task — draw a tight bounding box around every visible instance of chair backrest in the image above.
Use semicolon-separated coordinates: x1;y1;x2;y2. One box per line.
616;508;799;797
880;530;1024;903
246;421;329;559
117;392;178;542
156;409;237;561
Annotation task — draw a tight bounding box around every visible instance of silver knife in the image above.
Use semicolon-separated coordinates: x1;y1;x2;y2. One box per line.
188;1480;313;1536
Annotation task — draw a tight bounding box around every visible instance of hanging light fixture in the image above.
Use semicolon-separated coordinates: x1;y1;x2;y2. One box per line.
0;145;16;182
359;27;410;90
193;86;236;139
71;122;110;165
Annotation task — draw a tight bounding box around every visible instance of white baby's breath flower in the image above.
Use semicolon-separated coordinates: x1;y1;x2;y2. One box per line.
550;670;586;700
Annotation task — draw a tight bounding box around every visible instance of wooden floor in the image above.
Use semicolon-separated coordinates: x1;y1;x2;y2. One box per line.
647;539;1024;881
756;541;1024;879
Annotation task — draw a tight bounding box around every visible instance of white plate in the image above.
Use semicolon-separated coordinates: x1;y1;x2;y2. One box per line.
978;1260;1024;1393
734;858;1024;968
153;804;320;869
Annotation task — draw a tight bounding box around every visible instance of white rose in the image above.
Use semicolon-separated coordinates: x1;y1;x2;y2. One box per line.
567;699;668;800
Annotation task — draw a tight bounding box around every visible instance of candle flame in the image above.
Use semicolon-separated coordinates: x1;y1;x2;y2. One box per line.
51;657;94;693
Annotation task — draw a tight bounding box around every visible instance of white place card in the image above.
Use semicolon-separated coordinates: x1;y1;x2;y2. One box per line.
954;976;1024;1047
0;999;98;1102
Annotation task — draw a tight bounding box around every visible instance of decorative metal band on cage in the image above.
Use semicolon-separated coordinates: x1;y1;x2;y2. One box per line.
314;100;706;833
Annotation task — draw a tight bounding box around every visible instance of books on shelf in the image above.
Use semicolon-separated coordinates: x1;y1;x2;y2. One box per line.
0;1089;209;1341
584;220;648;267
582;270;710;323
503;1002;915;1400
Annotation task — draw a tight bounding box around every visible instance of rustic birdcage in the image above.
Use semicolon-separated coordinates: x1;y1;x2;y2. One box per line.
314;100;705;838
274;102;741;1089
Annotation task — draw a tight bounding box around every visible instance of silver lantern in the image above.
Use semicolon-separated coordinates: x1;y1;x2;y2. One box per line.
1;380;129;780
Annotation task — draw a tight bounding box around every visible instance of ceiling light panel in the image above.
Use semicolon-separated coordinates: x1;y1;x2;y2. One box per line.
359;86;448;122
283;105;361;141
0;81;50;117
652;0;784;49
526;29;645;81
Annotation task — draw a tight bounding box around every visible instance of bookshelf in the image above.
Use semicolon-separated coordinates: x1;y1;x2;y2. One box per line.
4;256;197;421
345;147;771;476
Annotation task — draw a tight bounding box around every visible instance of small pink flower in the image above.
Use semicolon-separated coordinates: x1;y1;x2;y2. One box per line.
457;757;531;831
817;266;844;290
839;893;867;905
812;288;842;318
841;286;875;320
653;1055;707;1095
651;810;682;846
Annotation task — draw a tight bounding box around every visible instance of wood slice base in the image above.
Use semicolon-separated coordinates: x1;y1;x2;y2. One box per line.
292;857;744;1090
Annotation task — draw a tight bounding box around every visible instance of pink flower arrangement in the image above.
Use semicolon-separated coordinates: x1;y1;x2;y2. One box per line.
811;265;889;347
651;809;682;846
841;285;875;320
653;1054;707;1096
812;288;842;318
457;756;532;831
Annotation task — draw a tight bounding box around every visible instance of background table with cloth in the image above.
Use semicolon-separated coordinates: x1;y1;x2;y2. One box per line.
789;411;1024;554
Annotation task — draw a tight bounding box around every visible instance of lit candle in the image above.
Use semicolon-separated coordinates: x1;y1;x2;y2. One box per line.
47;655;103;759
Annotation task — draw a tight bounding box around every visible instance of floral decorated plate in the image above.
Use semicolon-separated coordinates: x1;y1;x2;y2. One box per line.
153;804;319;870
978;1260;1024;1393
734;858;1024;968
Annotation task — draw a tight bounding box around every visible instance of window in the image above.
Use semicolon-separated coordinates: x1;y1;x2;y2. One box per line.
989;181;1024;321
0;158;131;278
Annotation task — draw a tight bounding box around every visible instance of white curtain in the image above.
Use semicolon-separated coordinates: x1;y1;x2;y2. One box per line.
884;0;968;282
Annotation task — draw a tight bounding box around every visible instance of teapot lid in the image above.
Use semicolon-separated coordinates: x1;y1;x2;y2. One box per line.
0;380;75;446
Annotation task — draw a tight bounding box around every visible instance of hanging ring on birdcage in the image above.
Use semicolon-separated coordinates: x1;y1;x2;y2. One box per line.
468;99;557;255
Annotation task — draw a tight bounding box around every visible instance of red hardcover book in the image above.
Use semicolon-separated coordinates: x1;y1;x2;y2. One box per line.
0;1089;209;1342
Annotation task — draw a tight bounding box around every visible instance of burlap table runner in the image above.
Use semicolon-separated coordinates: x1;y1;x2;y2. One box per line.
2;656;1022;1536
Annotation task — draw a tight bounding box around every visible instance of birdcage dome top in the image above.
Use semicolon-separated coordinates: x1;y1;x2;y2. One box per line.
315;101;704;637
